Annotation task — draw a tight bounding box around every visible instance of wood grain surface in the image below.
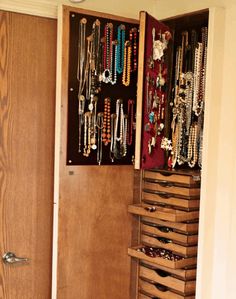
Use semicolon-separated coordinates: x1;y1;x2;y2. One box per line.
0;11;56;298
57;6;139;299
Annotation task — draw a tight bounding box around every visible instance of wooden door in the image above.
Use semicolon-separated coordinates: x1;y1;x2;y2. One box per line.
0;11;56;298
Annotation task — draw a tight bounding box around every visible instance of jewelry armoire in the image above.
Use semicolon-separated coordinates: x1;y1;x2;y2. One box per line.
55;4;224;299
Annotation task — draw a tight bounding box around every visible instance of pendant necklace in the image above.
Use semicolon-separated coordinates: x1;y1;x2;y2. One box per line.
102;23;113;83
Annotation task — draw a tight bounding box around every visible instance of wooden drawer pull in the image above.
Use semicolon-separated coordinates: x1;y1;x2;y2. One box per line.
157;226;173;233
157;237;172;244
154;269;170;277
155;283;168;292
157;181;173;187
144;206;156;212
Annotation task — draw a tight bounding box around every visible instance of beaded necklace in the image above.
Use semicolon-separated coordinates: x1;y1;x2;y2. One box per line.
116;24;126;74
129;27;138;72
102;23;113;83
102;97;111;145
78;95;85;153
77;18;87;99
109;40;118;85
122;41;132;86
110;113;117;162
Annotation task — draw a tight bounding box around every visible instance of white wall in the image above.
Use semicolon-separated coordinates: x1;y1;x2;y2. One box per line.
0;0;157;19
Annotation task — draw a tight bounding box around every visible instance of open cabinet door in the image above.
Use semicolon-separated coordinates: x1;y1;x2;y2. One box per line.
135;11;172;170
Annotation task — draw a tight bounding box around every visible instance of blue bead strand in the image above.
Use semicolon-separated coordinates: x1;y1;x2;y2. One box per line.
116;25;125;74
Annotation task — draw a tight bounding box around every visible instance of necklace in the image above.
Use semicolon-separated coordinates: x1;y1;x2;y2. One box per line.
116;24;126;74
102;23;113;83
110;113;117;162
129;27;138;72
122;41;131;86
127;99;134;146
97;112;104;165
78;95;85;153
77;17;87;99
109;40;118;85
102;97;111;146
83;112;92;157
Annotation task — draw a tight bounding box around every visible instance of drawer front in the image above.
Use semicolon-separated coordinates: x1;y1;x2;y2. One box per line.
142;216;199;234
141;234;198;257
128;204;199;222
140;260;197;281
139;279;195;299
128;246;197;269
141;223;198;245
139;265;196;294
143;181;200;197
143;170;200;186
143;191;200;209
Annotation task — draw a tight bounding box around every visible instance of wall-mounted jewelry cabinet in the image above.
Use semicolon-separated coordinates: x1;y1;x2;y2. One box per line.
56;5;214;299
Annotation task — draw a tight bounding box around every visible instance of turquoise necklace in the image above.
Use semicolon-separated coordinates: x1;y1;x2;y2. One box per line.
116;24;126;74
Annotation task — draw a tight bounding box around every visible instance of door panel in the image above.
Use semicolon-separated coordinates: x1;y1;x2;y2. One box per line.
0;11;56;298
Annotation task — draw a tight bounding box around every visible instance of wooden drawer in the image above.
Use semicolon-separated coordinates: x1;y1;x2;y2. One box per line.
143;180;200;197
144;170;200;187
141;223;198;245
139;264;196;294
142;217;199;234
128;204;199;222
128;246;197;269
143;191;200;210
140;260;196;281
141;234;197;257
139;279;195;299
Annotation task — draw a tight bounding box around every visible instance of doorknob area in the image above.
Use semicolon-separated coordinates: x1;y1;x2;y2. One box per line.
2;252;29;265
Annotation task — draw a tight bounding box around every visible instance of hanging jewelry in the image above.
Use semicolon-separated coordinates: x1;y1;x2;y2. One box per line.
109;40;118;85
116;24;126;74
127;99;134;146
102;23;113;83
102;98;111;145
83;112;92;157
78;95;85;153
110;114;117;162
97;112;104;165
77;18;87;99
122;41;131;86
129;27;138;72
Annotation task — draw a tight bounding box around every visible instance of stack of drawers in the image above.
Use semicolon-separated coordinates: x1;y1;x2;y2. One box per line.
128;169;201;299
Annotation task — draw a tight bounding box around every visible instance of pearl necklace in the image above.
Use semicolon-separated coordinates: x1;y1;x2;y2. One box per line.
83;112;92;157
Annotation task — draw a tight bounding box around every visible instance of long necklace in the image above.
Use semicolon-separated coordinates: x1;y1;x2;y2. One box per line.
83;112;92;157
102;23;113;83
129;27;138;72
77;17;87;99
122;41;132;86
97;112;104;165
110;114;117;162
116;24;126;74
109;40;118;85
85;35;93;100
102;97;111;145
127;99;134;146
90;95;98;150
187;122;198;168
78;95;85;153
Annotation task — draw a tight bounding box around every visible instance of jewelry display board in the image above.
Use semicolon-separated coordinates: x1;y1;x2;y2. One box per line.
67;11;139;165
